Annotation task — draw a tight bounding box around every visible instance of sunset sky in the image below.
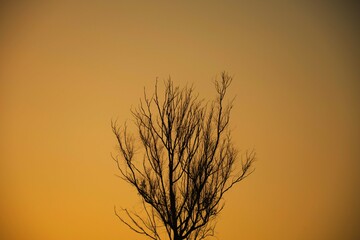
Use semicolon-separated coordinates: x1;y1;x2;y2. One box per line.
1;1;359;240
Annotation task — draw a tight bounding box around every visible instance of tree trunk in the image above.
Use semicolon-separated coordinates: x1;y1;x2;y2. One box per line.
173;233;182;240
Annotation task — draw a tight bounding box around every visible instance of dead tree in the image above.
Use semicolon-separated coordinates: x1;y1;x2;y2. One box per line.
112;72;255;240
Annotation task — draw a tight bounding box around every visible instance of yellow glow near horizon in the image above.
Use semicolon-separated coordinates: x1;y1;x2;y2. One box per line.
1;1;359;240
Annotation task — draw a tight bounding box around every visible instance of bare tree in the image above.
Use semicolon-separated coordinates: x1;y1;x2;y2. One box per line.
111;72;255;240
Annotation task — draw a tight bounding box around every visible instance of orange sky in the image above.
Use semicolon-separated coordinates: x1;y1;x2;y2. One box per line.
1;1;359;240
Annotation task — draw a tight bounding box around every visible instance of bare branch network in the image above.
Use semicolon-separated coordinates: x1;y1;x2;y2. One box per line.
112;72;255;240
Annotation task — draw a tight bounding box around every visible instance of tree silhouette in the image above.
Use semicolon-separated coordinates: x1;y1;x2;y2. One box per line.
111;72;255;240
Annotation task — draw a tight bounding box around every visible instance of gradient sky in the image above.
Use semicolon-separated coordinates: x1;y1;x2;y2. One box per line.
1;1;359;240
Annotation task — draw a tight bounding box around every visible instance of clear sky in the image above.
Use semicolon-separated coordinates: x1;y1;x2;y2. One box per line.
1;1;359;240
